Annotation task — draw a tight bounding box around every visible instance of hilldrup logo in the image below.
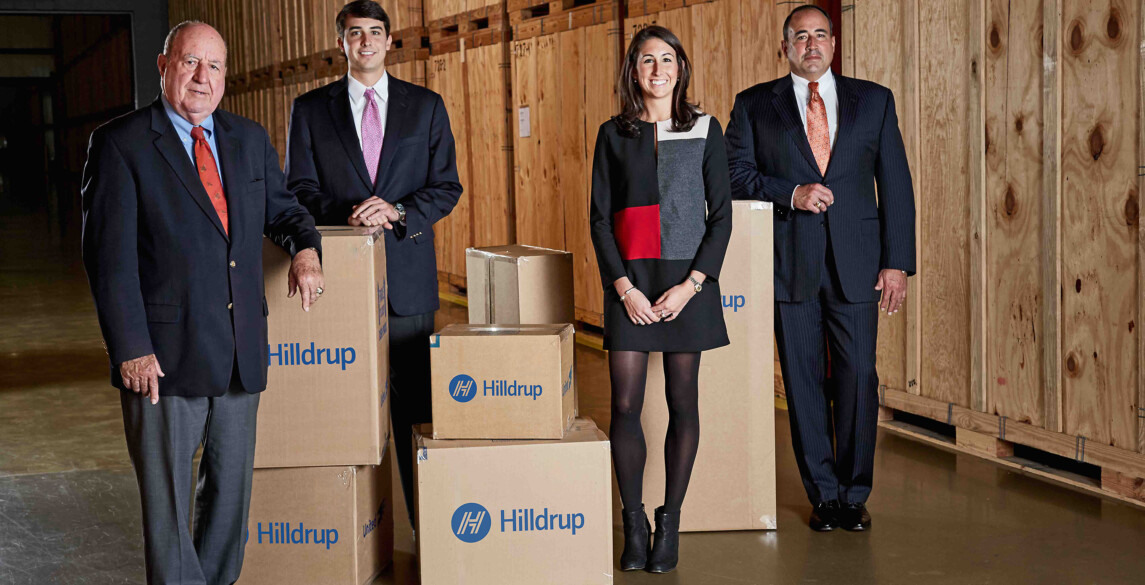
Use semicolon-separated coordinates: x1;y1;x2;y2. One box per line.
268;342;357;370
451;502;586;543
452;503;491;542
252;522;339;550
449;374;478;403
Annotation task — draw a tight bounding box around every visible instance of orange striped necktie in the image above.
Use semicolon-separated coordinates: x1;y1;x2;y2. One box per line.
807;81;831;176
191;126;229;235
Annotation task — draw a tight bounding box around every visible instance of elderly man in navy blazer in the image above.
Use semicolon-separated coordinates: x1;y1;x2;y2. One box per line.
81;22;323;584
285;0;462;525
726;5;916;533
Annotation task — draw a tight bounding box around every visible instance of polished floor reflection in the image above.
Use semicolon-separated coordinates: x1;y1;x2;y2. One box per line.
3;205;1145;585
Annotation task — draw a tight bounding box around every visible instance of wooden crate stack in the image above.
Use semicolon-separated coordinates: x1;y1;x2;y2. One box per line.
426;0;516;290
168;0;429;166
508;0;623;328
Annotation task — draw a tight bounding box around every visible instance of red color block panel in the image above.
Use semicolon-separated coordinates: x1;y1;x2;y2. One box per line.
613;204;661;260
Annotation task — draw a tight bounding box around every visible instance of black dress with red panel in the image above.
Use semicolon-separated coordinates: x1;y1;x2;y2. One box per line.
589;114;732;352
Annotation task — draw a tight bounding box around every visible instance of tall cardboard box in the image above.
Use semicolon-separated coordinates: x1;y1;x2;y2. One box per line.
240;452;394;585
257;227;390;468
430;324;576;439
641;201;777;531
465;245;574;325
414;419;612;585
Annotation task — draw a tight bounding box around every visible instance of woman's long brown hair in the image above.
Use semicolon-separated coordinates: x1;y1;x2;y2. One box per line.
613;25;702;138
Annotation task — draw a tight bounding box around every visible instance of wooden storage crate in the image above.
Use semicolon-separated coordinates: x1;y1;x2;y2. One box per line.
427;2;514;286
510;3;621;328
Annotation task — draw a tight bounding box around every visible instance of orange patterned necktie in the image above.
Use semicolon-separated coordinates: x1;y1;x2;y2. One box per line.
191;126;229;235
807;81;831;175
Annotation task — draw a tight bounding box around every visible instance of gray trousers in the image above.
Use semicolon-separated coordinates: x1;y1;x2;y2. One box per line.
120;371;259;585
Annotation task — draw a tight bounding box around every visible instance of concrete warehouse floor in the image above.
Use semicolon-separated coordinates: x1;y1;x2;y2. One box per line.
3;203;1145;585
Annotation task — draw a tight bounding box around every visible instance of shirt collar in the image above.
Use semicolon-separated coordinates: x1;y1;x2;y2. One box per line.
161;95;215;139
790;69;836;93
347;71;389;103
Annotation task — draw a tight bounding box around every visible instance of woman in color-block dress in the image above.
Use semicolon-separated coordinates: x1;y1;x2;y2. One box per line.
588;24;732;575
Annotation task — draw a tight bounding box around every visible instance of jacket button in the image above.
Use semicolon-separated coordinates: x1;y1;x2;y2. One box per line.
229;260;236;267
227;303;233;310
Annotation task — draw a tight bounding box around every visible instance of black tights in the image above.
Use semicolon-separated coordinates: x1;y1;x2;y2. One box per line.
609;350;701;514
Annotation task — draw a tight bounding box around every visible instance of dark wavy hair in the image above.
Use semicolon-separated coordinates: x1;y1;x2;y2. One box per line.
613;25;702;138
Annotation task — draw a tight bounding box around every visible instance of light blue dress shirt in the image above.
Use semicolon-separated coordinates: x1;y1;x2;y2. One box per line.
162;96;224;190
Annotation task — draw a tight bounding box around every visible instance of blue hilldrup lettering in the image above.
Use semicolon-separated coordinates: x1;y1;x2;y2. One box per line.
561;367;573;397
267;342;356;370
255;522;339;550
499;507;585;536
362;499;386;539
482;379;543;400
721;294;746;313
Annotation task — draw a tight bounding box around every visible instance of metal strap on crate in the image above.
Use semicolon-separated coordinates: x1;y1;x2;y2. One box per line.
946;403;954;426
1074;435;1087;463
998;416;1008;441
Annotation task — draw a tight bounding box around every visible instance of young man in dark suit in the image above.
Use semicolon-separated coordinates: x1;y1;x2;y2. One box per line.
285;0;463;525
82;22;324;584
725;5;916;533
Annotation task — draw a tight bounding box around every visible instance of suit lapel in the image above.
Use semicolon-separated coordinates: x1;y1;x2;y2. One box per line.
214;112;245;246
829;75;860;177
771;77;822;177
327;76;375;191
373;76;410;197
150;101;229;241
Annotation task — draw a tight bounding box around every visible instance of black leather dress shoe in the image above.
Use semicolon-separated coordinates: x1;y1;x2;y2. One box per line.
840;503;872;532
809;500;840;532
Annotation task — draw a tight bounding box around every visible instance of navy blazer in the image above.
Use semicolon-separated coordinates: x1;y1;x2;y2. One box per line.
725;74;916;303
81;99;322;397
285;75;463;317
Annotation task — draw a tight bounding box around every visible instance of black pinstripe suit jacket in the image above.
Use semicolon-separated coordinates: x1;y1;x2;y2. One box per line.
725;74;916;304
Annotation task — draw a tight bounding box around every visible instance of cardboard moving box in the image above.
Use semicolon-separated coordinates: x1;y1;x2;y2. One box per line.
241;453;394;585
257;227;389;468
414;419;612;585
430;324;576;440
641;201;777;532
466;245;575;325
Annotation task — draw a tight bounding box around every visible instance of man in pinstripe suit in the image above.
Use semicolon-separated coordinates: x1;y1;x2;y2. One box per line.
725;5;916;532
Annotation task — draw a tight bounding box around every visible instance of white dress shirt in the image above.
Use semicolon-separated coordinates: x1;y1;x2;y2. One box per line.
348;72;389;148
789;69;839;207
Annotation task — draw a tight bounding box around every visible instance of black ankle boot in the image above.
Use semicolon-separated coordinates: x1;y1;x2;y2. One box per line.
620;505;651;571
646;506;680;573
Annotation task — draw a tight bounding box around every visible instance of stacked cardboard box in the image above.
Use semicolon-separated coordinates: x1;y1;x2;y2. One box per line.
244;227;395;585
412;246;613;584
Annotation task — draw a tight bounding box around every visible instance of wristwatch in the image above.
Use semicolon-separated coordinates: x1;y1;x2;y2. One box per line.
688;275;703;293
394;202;407;225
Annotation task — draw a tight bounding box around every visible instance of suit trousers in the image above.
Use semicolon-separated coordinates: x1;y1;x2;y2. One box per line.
388;310;435;524
775;227;881;506
120;366;259;585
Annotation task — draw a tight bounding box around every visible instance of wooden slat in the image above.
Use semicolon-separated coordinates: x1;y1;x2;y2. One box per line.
984;0;1044;426
881;387;1145;482
512;33;565;250
1042;0;1064;433
968;0;987;413
1060;0;1138;450
427;50;471;279
919;0;972;408
468;41;515;248
1140;0;1145;454
839;2;854;77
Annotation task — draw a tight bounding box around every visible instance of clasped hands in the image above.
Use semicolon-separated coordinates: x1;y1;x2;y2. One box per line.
615;274;703;326
349;196;400;229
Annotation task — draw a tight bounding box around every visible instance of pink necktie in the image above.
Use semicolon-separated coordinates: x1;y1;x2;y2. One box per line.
361;88;383;185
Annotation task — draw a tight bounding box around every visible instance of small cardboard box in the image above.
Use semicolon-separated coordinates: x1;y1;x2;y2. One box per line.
241;453;394;585
413;419;612;585
257;227;390;468
430;324;576;440
642;201;777;531
465;245;574;325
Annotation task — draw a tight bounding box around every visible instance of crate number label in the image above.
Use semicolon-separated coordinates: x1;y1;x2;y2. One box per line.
518;106;531;138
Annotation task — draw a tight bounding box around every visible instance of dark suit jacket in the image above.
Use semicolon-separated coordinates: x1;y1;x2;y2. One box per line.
285;74;462;317
725;74;916;303
81;99;322;397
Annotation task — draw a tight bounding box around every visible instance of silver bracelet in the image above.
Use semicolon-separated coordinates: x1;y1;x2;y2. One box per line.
619;286;637;302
